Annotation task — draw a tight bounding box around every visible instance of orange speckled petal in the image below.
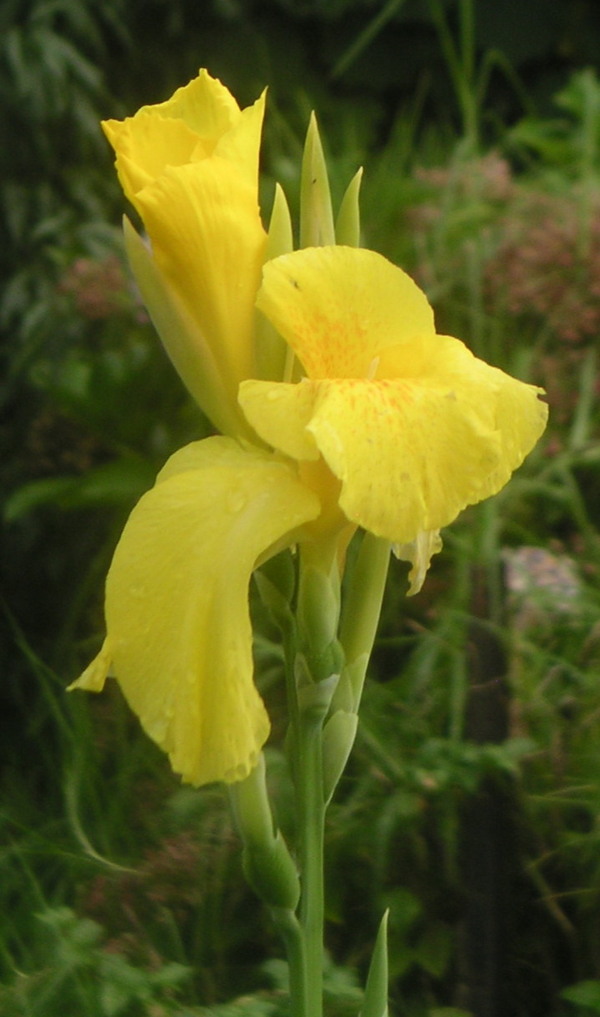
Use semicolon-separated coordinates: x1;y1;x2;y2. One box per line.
256;246;435;380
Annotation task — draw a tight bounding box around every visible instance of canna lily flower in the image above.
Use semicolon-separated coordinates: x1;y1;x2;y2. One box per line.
72;73;548;788
241;245;548;555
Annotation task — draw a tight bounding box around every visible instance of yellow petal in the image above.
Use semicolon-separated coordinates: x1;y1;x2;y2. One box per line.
69;638;112;692
102;70;265;205
394;530;443;596
149;68;241;139
72;438;320;786
239;379;320;461
102;114;204;203
240;338;547;544
124;218;253;440
256;246;435;380
134;158;266;405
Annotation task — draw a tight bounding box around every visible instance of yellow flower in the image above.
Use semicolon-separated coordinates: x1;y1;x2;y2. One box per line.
73;76;548;788
102;69;267;438
241;245;548;549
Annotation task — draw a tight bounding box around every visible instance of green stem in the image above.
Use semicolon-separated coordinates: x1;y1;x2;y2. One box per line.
297;712;326;1017
271;908;307;1017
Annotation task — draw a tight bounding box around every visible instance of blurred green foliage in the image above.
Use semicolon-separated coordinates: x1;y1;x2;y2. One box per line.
4;1;600;1015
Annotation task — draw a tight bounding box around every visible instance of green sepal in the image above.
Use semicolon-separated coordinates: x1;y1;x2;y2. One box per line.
300;113;335;248
297;561;340;658
334;654;369;714
296;666;339;720
242;831;300;911
322;710;358;805
360;910;389;1017
335;533;390;713
335;167;363;247
230;756;300;911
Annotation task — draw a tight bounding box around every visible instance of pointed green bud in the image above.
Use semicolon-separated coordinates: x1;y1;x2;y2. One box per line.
322;709;358;805
267;182;294;259
336;533;390;713
360;910;389;1017
300;113;335;248
297;562;340;660
256;184;294;381
335;167;363;247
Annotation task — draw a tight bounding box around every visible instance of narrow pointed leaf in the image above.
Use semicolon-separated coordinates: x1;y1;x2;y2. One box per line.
360;910;389;1017
335;167;363;247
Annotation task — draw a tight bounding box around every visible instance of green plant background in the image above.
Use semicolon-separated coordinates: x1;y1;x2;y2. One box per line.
3;1;600;1014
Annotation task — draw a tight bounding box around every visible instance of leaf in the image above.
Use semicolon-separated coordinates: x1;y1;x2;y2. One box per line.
561;980;600;1012
360;911;389;1017
5;457;155;520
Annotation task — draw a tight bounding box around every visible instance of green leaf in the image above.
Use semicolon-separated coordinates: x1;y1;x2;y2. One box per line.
360;910;389;1017
5;456;155;519
562;980;600;1012
414;921;453;978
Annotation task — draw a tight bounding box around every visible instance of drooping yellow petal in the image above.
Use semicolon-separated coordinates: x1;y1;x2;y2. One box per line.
70;438;320;786
255;246;435;380
240;341;547;545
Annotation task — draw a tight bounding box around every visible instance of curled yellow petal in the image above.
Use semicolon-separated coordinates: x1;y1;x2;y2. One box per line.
71;438;320;786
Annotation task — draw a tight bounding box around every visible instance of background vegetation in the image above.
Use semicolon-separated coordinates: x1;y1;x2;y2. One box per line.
3;1;600;1014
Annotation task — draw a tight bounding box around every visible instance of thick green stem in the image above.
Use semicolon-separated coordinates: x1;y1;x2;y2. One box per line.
271;908;307;1017
297;713;326;1017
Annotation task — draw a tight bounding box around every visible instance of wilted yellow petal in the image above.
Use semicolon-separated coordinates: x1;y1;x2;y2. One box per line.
394;530;443;595
256;246;434;380
71;438;320;786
